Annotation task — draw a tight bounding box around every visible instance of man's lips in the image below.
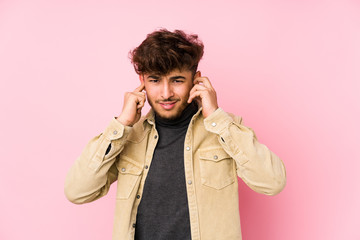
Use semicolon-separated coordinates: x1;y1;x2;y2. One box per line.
158;101;177;110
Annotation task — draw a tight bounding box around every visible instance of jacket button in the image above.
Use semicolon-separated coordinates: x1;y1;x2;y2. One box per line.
121;168;126;172
188;180;192;185
186;146;190;151
211;122;217;127
154;135;158;139
113;130;118;135
136;195;140;199
213;155;218;160
132;223;136;228
145;165;149;169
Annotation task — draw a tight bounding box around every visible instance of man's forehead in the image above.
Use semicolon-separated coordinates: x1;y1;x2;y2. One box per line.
144;69;192;78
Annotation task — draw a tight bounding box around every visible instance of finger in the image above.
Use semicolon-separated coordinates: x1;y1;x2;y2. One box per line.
188;90;203;103
130;92;146;103
137;98;146;109
133;91;146;99
193;77;213;89
134;82;145;92
192;84;207;91
189;84;207;97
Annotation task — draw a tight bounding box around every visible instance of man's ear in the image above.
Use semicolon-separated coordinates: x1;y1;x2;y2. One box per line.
139;74;144;83
195;71;201;78
193;71;201;82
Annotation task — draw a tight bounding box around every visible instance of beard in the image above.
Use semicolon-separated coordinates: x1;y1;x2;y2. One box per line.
147;96;190;121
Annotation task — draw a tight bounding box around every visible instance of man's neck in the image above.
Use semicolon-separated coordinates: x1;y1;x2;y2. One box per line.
155;102;198;128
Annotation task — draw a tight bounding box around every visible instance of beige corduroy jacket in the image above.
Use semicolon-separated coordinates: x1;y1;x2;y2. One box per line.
65;107;286;240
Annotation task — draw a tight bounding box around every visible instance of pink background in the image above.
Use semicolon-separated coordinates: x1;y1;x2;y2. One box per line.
1;0;359;239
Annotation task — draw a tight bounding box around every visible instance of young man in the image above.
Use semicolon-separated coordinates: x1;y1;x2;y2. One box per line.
65;29;286;240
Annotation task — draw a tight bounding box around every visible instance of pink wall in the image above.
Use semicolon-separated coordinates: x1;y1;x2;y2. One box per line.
1;0;359;239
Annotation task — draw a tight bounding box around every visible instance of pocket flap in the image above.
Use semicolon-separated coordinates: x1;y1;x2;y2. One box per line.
116;155;143;175
199;147;231;162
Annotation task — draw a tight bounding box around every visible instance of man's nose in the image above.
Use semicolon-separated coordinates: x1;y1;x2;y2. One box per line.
161;82;174;99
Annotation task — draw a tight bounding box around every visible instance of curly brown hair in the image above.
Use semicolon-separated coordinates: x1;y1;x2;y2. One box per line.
129;28;204;76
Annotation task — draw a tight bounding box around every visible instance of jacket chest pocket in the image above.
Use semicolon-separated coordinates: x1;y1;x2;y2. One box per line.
115;155;143;199
199;147;235;190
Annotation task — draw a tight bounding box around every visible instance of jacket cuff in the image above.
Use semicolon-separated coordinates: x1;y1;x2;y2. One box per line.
103;117;132;141
204;108;233;134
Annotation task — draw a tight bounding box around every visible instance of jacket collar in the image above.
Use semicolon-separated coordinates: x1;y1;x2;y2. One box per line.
141;106;203;130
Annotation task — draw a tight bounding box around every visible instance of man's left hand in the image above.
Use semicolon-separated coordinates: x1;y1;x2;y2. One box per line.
188;75;218;118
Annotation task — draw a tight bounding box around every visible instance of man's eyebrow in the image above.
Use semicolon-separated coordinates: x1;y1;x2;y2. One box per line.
169;75;186;80
147;75;160;79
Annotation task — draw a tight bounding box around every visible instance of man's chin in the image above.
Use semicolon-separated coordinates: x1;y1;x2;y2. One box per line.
150;100;189;121
154;110;182;121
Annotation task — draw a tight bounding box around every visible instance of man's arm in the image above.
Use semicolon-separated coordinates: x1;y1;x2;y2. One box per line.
189;74;286;195
64;83;146;204
64;118;132;204
204;108;286;195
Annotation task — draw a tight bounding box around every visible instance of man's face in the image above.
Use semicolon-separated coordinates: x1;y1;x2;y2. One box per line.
140;69;199;120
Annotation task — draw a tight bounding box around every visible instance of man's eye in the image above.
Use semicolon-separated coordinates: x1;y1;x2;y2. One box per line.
149;79;159;82
173;80;183;83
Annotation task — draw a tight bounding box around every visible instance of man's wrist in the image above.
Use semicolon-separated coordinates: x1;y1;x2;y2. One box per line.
203;106;219;119
116;116;132;127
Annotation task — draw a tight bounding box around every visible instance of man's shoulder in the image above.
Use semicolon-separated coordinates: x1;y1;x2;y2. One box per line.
204;108;243;124
127;111;154;139
226;111;242;123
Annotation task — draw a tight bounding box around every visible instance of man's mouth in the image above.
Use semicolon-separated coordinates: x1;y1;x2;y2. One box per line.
159;101;177;110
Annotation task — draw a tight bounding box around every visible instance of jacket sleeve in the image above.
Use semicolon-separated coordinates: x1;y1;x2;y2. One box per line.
204;108;286;195
64;117;132;204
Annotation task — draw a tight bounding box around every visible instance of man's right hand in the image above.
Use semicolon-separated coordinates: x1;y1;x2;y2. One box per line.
117;82;146;127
